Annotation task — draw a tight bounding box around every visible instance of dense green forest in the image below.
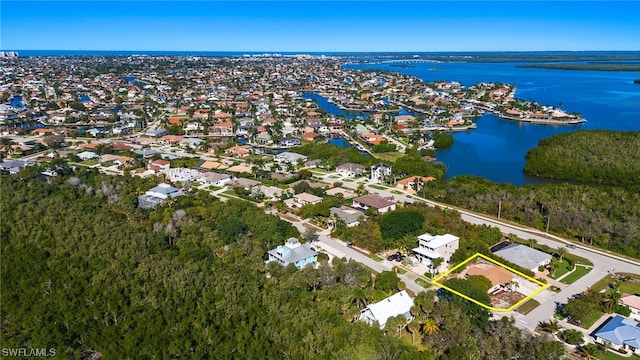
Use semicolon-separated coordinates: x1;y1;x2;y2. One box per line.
420;176;640;259
524;130;640;187
1;169;562;359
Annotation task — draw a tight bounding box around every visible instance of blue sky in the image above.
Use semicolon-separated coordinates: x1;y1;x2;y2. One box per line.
2;1;639;52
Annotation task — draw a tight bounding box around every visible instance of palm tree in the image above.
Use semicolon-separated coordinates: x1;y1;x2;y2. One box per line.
420;318;439;336
579;343;603;360
539;319;560;334
556;246;568;262
603;286;622;313
407;318;421;345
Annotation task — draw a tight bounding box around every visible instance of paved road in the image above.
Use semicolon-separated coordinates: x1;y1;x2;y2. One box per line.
280;214;426;295
312;172;640;332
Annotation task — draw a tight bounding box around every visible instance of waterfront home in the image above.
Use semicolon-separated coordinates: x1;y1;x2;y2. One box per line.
620;295;640;321
336;163;365;178
593;315;640;355
274;151;308;165
493;243;552;272
361;133;383;145
412;233;460;266
225;145;253;158
281;137;301;147
303;132;323;142
352;194;396;214
137;183;183;208
371;163;392;183
359;290;414;329
267;237;318;269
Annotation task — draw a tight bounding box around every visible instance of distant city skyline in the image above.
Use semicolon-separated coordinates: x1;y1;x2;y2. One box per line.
2;1;639;52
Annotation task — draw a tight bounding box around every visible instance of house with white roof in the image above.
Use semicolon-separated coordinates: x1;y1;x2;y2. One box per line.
412;233;460;266
196;172;234;187
359;290;414;329
493;243;552;272
621;295;640;321
336;162;365;178
593;315;640;355
274;151;308;165
267;237;318;269
137;183;183;208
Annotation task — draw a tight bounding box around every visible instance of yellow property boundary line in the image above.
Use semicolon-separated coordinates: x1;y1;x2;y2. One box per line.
432;253;548;312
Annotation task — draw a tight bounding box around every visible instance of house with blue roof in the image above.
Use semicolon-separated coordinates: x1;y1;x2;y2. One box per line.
267;238;318;269
593;315;640;355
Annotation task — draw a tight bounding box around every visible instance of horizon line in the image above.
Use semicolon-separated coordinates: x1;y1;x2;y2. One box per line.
4;49;640;53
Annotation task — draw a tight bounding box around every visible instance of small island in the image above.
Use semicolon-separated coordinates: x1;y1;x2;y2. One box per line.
463;83;586;124
634;79;640;84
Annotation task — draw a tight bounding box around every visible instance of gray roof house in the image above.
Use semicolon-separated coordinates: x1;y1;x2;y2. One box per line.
0;160;36;174
274;151;308;164
492;243;552;272
336;163;365;178
267;238;318;269
330;207;363;227
137;183;183;208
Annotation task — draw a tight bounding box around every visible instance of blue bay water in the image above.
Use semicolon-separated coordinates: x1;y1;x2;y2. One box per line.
344;62;640;185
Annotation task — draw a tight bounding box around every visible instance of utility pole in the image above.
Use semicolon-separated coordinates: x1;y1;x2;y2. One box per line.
498;200;502;219
546;215;550;233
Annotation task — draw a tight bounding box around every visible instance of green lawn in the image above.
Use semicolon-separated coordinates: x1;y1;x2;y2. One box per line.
561;265;592;284
549;259;573;279
367;254;384;262
374;152;405;162
394;266;407;275
605;350;640;360
309;168;330;174
369;185;387;190
517;299;540;315
591;273;640;294
415;278;430;288
579;310;605;329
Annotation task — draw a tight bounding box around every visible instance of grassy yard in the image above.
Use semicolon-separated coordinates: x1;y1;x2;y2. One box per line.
373;152;405;162
560;265;592;284
415;278;430;288
367;254;384;262
517;299;540;315
580;310;605;329
309;168;330;174
394;266;407;275
590;272;640;294
605;351;640;360
369;184;388;190
549;259;573;279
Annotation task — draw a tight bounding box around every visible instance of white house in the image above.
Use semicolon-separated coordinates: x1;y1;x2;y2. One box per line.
359;290;414;329
493;243;552;272
621;295;640;321
336;163;365;178
274;151;308;165
412;233;460;266
267;237;318;269
162;167;200;183
593;315;640;355
197;172;234;187
371;163;392;183
137;183;183;208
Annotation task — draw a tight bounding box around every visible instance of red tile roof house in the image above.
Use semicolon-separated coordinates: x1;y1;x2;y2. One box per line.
148;159;170;173
352;194;397;214
396;176;436;194
160;135;185;145
210;121;234;136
